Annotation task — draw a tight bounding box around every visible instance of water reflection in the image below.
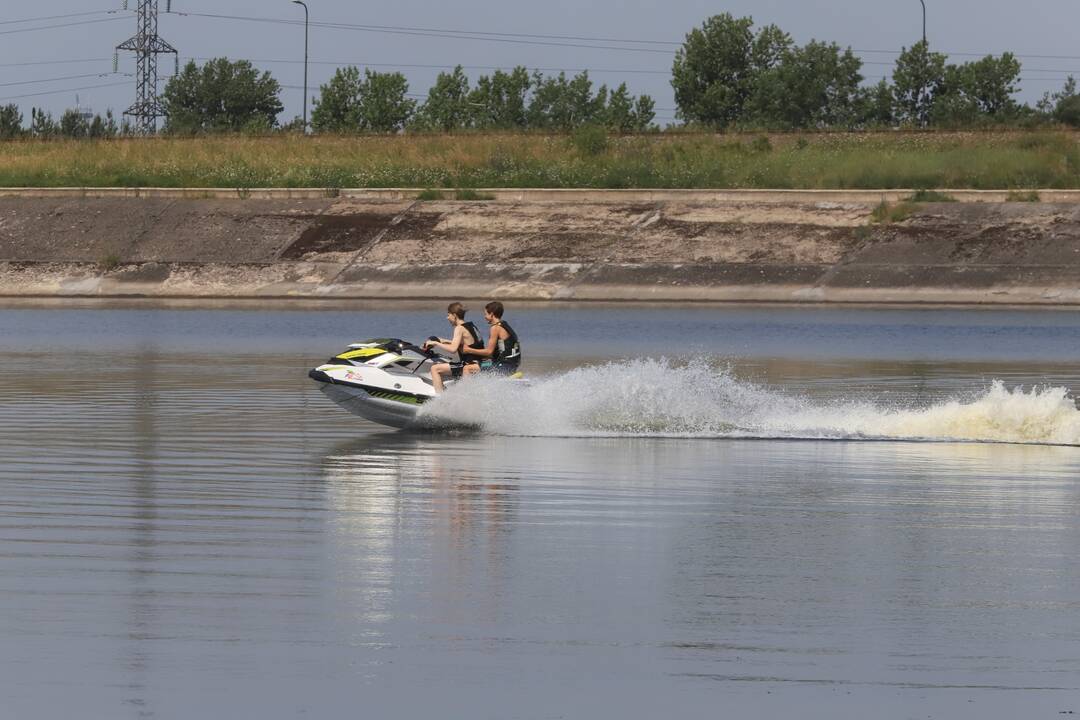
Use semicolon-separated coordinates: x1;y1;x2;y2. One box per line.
322;434;521;629
316;433;1080;705
125;343;159;718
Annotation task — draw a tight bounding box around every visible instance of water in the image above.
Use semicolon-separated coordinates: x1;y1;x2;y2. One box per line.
1;301;1080;718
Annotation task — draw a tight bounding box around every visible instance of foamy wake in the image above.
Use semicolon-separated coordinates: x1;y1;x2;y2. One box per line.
419;359;1080;445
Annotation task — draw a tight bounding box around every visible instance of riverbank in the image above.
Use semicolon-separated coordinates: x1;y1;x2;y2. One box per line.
1;189;1079;304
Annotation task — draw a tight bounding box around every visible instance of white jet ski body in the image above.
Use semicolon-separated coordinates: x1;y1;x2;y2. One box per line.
308;338;523;429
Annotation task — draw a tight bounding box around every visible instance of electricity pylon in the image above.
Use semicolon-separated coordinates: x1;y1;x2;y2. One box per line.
116;0;178;134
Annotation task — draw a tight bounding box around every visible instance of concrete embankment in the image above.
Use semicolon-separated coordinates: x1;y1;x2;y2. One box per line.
1;189;1079;304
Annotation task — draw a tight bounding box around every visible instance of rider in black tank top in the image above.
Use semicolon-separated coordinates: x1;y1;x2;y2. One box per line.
460;300;523;377
489;319;521;372
422;302;485;393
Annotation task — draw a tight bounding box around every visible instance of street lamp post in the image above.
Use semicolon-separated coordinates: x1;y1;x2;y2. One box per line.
292;0;309;131
919;0;926;44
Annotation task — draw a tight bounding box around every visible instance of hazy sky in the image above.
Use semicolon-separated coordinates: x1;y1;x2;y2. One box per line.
3;0;1079;125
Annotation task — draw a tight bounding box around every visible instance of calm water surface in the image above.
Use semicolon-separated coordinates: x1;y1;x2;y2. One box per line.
1;302;1079;718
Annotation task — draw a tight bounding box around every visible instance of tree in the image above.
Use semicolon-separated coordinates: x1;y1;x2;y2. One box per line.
1036;75;1074;115
633;95;656;130
671;14;792;127
163;58;283;134
357;70;415;132
311;66;364;132
961;53;1021;116
859;79;895;127
604;84;635;131
0;104;22;139
599;83;655;131
88;110;119;139
469;67;531;129
29;108;59;138
746;41;864;128
414;65;472;131
60;109;90;138
1059;95;1080;127
1038;76;1079;125
312;68;415;133
527;71;604;129
750;24;794;73
929;54;1022;126
891;41;947;126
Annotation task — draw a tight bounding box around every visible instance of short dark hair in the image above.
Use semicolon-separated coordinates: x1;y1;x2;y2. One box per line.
447;302;467;319
484;301;504;318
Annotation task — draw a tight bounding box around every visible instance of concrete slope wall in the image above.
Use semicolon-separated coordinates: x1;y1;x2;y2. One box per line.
1;195;1079;303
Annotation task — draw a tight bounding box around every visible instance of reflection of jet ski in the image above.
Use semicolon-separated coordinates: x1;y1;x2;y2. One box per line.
308;338;523;429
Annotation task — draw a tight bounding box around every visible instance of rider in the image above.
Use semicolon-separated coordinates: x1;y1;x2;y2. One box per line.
422;302;485;393
463;301;522;376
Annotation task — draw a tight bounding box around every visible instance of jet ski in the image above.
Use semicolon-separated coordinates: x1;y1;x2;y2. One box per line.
308;338;522;429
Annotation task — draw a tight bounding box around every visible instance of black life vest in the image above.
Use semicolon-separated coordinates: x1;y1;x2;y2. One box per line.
492;320;521;368
460;321;485;361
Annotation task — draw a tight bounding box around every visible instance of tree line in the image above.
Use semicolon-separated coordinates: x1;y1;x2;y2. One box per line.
156;58;656;134
1;12;1078;139
0;59;656;138
0;105;123;140
673;14;1079;129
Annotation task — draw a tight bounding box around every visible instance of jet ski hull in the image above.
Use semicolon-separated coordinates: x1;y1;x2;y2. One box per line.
316;381;422;429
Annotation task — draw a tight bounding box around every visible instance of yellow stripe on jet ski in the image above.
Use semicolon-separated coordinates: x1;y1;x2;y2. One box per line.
337;348;388;360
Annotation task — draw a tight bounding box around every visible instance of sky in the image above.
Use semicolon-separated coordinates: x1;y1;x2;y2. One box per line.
2;0;1079;126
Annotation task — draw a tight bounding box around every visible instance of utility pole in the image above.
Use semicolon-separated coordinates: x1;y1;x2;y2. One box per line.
117;0;178;135
292;0;309;132
919;0;927;44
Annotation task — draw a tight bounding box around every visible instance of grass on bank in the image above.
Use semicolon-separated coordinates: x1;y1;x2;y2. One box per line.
1006;189;1041;201
907;189;957;202
0;131;1078;189
870;200;918;224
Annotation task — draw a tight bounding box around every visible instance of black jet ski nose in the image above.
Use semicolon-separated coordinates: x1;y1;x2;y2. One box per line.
309;368;332;383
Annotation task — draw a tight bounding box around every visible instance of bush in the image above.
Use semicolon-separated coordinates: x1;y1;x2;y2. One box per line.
871;200;917;224
1057;95;1080;128
99;253;121;271
571;125;609;156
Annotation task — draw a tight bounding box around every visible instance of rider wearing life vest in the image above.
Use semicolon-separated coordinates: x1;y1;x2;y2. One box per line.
462;301;522;376
422;302;485;393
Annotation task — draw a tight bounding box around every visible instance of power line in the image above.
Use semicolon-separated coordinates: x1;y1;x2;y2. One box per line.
176;11;680;46
321;21;678;46
0;58;112;68
7;54;1079;81
172;10;1080;65
0;10;115;26
188;56;670;76
174;12;674;54
13;53;1075;80
0;81;130;103
0;16;127;37
0;73;114;89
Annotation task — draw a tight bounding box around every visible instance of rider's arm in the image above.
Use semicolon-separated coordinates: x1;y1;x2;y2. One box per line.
422;335;450;349
430;326;466;354
468;326;504;358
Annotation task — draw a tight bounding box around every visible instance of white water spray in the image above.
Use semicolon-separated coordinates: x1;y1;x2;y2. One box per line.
420;359;1080;445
